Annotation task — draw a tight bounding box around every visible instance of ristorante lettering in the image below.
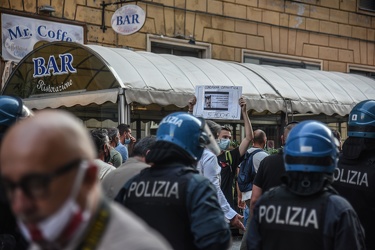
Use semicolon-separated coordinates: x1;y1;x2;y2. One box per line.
36;79;73;93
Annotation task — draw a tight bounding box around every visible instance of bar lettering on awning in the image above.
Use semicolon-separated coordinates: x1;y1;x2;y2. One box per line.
33;53;77;78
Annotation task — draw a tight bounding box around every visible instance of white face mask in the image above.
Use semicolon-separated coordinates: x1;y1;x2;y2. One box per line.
19;161;90;242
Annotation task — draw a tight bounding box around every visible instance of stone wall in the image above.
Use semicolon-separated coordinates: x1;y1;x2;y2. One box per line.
1;0;375;72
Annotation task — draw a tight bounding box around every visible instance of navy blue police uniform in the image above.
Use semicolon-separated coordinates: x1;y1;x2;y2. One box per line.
333;150;375;249
248;185;364;250
247;120;365;250
117;164;230;250
116;112;231;250
331;100;375;250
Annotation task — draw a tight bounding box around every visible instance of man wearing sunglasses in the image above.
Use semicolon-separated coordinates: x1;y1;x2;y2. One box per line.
0;110;171;250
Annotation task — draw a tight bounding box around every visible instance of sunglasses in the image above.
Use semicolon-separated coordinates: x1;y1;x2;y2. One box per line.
1;159;82;199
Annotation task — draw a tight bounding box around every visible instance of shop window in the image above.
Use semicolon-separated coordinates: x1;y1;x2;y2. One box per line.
243;50;321;70
147;34;211;59
359;0;375;12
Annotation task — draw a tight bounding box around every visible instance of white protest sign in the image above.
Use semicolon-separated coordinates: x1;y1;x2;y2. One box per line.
194;85;242;120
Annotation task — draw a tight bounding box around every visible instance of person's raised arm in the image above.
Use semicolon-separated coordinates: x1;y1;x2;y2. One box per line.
238;97;253;157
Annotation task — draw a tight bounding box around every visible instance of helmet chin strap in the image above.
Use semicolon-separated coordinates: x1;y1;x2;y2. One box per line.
342;136;375;160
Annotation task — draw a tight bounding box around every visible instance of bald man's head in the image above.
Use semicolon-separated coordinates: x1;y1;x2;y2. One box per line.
282;122;299;145
0;110;98;225
1;110;96;165
253;129;267;148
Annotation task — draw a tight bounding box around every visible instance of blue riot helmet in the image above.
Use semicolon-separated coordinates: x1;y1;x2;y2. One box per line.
0;96;33;137
348;100;375;138
283;120;338;174
156;112;220;161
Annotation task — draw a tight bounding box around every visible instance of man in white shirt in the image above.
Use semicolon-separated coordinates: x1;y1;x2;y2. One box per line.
197;120;245;231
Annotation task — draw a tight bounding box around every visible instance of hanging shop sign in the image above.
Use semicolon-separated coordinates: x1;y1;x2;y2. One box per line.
1;13;84;62
111;5;145;35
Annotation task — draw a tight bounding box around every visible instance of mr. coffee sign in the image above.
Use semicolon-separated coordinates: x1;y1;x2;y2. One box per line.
1;13;84;62
111;5;145;35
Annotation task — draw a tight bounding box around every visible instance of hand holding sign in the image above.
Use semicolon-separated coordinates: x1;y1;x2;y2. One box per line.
193;86;243;120
239;97;247;113
188;96;196;113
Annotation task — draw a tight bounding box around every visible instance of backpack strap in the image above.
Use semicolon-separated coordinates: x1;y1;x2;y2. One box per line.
76;198;111;250
225;151;232;166
244;148;262;159
248;148;263;175
252;148;263;155
244;148;263;163
237;148;264;192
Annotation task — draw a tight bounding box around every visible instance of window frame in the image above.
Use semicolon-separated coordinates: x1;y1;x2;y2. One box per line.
242;50;322;70
358;0;375;12
147;34;211;59
348;64;375;80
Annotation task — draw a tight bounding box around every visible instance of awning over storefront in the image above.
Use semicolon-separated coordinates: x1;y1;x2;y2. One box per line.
239;64;374;116
2;41;375;117
23;88;119;110
2;42;122;109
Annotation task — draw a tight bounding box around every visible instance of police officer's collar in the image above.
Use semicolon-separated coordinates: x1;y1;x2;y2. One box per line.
342;137;375;160
147;163;198;173
281;172;332;196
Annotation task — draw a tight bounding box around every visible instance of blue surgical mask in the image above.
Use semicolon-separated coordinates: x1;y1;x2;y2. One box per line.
218;138;230;151
124;138;131;144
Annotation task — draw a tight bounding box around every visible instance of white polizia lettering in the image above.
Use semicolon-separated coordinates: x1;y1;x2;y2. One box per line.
259;205;318;229
159;116;183;127
128;181;179;199
333;168;369;187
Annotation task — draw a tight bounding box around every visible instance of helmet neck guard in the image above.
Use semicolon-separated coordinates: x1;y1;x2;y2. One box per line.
281;172;333;196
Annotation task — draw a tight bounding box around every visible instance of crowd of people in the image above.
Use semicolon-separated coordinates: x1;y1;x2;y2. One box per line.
0;94;373;250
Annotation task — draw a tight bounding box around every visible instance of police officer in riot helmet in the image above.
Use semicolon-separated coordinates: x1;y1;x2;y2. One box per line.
0;95;32;249
246;120;365;250
332;100;375;250
0;95;32;140
116;112;231;250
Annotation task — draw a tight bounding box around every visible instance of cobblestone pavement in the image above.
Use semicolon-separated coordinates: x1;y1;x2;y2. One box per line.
231;236;242;250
